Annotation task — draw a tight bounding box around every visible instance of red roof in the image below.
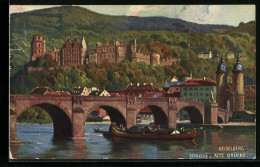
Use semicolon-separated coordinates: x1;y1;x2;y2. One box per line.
110;93;121;97
154;93;164;97
139;107;152;114
30;87;53;95
163;92;180;97
124;83;160;92
181;78;216;86
59;91;71;96
44;92;60;96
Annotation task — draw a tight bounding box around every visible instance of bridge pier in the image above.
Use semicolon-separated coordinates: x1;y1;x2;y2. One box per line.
204;102;218;124
10;115;17;142
72;109;86;140
168;107;177;129
126;108;136;129
210;103;218;124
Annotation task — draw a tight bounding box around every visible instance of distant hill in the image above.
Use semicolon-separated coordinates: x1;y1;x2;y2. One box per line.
224;21;256;36
11;6;233;35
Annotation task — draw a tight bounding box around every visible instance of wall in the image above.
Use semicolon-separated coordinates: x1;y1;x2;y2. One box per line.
160;58;179;66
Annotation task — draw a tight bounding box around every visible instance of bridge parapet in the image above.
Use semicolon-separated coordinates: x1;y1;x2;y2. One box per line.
10;94;72;101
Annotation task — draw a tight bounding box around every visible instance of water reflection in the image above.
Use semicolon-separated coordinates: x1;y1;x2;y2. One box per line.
12;124;255;159
104;135;198;159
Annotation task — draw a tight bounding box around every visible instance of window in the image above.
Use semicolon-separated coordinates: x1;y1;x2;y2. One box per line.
184;93;187;96
205;93;209;97
189;93;192;96
39;44;40;47
200;93;204;96
189;87;193;90
201;88;204;90
194;88;198;91
184;87;187;90
194;93;198;96
205;88;209;91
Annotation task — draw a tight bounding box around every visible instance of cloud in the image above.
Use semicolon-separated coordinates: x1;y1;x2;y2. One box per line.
10;5;27;14
176;5;220;24
126;5;162;16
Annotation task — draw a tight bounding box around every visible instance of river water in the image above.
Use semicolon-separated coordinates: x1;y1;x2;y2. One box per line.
10;124;256;159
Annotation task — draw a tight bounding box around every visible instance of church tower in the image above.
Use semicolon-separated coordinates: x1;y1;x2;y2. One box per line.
232;56;244;112
31;35;46;61
216;57;227;106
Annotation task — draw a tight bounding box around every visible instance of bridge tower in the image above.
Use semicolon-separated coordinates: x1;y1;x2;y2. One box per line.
216;57;227;107
232;56;244;112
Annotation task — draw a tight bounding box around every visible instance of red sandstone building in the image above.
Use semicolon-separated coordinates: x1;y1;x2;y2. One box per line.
31;35;180;67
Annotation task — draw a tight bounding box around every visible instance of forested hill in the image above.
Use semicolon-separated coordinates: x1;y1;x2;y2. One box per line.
11;6;233;35
10;6;255;78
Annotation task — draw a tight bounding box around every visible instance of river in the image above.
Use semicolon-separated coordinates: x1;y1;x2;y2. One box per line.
10;123;256;159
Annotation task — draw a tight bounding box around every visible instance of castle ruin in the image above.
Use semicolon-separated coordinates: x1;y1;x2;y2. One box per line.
31;35;166;66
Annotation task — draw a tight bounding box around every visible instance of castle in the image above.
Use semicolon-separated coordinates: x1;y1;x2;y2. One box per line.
31;35;169;66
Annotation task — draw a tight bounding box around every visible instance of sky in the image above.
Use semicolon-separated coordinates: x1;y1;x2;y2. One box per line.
9;5;255;26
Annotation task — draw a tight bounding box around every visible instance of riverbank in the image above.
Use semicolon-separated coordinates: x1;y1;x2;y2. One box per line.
177;122;256;130
17;121;112;125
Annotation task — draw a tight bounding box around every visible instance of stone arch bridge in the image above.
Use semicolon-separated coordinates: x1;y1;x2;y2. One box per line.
10;95;231;141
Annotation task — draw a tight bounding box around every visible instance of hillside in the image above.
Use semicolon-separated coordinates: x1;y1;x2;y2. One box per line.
224;21;256;36
10;6;236;76
10;6;255;80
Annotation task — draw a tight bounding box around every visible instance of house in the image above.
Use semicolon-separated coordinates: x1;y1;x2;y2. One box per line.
165;76;178;84
198;50;212;59
71;87;91;96
89;89;110;96
99;90;111;96
122;83;161;97
180;77;217;102
30;87;53;95
226;53;235;59
244;86;256;112
58;91;71;96
71;86;99;96
152;92;163;98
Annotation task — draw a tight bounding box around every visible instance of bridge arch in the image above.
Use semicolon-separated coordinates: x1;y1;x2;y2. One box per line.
177;106;203;124
137;105;168;128
10;108;16;115
217;117;224;123
16;103;73;139
84;104;126;127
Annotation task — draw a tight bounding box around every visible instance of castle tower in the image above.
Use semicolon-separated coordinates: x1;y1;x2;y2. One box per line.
232;56;244;112
131;39;137;52
31;35;46;61
216;57;227;106
150;54;160;66
80;37;87;65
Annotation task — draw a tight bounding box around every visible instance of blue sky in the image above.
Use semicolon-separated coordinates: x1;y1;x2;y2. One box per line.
10;5;255;26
